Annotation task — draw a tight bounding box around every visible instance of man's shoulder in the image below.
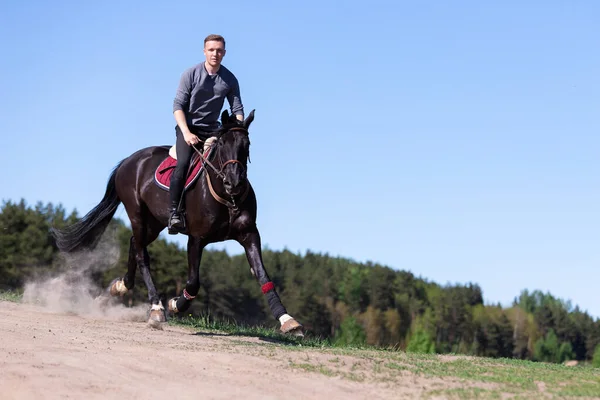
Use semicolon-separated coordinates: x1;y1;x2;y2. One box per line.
181;63;205;78
217;64;239;84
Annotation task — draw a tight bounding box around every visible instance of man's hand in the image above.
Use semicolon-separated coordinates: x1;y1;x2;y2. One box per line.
183;131;200;146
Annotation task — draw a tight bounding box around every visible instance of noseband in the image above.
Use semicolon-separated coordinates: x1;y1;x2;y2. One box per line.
214;126;249;178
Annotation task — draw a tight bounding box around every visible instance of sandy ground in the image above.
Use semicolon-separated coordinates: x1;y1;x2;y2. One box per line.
0;300;457;400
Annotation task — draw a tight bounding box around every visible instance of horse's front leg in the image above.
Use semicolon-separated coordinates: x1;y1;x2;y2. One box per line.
169;236;204;315
238;229;304;336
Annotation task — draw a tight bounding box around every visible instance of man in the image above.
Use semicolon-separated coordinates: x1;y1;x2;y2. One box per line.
169;34;244;234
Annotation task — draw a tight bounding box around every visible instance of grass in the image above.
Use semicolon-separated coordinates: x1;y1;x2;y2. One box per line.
0;290;22;302
393;355;600;398
170;313;327;347
173;314;600;399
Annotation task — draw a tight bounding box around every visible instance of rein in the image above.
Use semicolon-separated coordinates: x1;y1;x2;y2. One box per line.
190;127;249;182
189;127;250;236
205;170;250;209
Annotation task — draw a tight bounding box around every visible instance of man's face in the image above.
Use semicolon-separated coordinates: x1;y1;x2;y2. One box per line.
204;40;226;68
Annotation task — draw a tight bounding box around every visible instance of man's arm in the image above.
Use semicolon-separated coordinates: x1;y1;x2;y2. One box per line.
173;68;200;145
227;79;244;122
174;110;199;144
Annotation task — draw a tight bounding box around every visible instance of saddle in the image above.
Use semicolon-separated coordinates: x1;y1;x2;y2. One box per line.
154;144;214;192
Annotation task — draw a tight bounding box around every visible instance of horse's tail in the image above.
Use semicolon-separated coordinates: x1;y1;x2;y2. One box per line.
51;161;124;253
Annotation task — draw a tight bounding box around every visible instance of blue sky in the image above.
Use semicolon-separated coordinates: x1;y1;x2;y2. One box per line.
1;1;599;316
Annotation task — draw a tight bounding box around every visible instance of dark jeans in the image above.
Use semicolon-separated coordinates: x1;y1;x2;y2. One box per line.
169;126;211;210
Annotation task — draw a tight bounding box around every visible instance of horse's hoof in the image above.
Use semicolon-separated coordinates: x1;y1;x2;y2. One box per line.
147;304;166;330
109;278;128;297
168;297;179;314
280;318;304;337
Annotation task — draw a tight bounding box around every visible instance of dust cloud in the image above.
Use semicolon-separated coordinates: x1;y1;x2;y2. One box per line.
22;230;147;322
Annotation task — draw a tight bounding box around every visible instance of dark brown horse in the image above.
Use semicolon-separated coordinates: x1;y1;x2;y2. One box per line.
51;110;304;336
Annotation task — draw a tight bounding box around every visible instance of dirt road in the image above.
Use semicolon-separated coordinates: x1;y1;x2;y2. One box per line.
0;300;443;400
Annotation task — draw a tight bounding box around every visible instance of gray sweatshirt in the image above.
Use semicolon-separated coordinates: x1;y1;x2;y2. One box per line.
173;62;244;132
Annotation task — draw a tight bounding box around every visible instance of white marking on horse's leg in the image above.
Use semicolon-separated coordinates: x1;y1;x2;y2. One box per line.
279;314;293;326
169;298;178;313
148;301;166;329
114;279;128;295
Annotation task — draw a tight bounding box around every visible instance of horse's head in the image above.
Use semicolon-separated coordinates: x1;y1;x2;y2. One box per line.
215;109;255;196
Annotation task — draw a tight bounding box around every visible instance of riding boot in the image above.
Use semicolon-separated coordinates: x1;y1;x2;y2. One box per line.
168;173;186;235
168;200;186;234
169;134;190;234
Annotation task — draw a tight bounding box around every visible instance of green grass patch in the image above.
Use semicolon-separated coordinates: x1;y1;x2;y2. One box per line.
170;314;328;347
0;290;22;302
289;362;336;377
380;354;600;397
171;316;600;397
425;387;504;400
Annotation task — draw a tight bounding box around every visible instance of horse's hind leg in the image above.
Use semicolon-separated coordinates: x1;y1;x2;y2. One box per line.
108;236;137;297
107;210;165;328
132;223;166;329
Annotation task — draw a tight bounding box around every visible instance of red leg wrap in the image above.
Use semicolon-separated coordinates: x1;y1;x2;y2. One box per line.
183;289;196;300
261;282;275;294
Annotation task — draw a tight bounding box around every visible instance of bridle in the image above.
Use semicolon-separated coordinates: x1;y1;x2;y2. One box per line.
191;126;250;211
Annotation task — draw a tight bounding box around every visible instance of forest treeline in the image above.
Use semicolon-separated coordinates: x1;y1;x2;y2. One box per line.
2;199;600;365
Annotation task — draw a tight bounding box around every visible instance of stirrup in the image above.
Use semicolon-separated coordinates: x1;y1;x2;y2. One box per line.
168;211;186;234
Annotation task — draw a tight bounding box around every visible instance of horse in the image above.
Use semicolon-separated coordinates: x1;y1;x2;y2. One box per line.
51;109;304;336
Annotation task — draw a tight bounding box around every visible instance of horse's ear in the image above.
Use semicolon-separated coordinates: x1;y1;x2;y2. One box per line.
244;109;255;129
221;109;230;124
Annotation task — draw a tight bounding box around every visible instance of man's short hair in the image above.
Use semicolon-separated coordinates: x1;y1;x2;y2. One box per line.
204;34;226;48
